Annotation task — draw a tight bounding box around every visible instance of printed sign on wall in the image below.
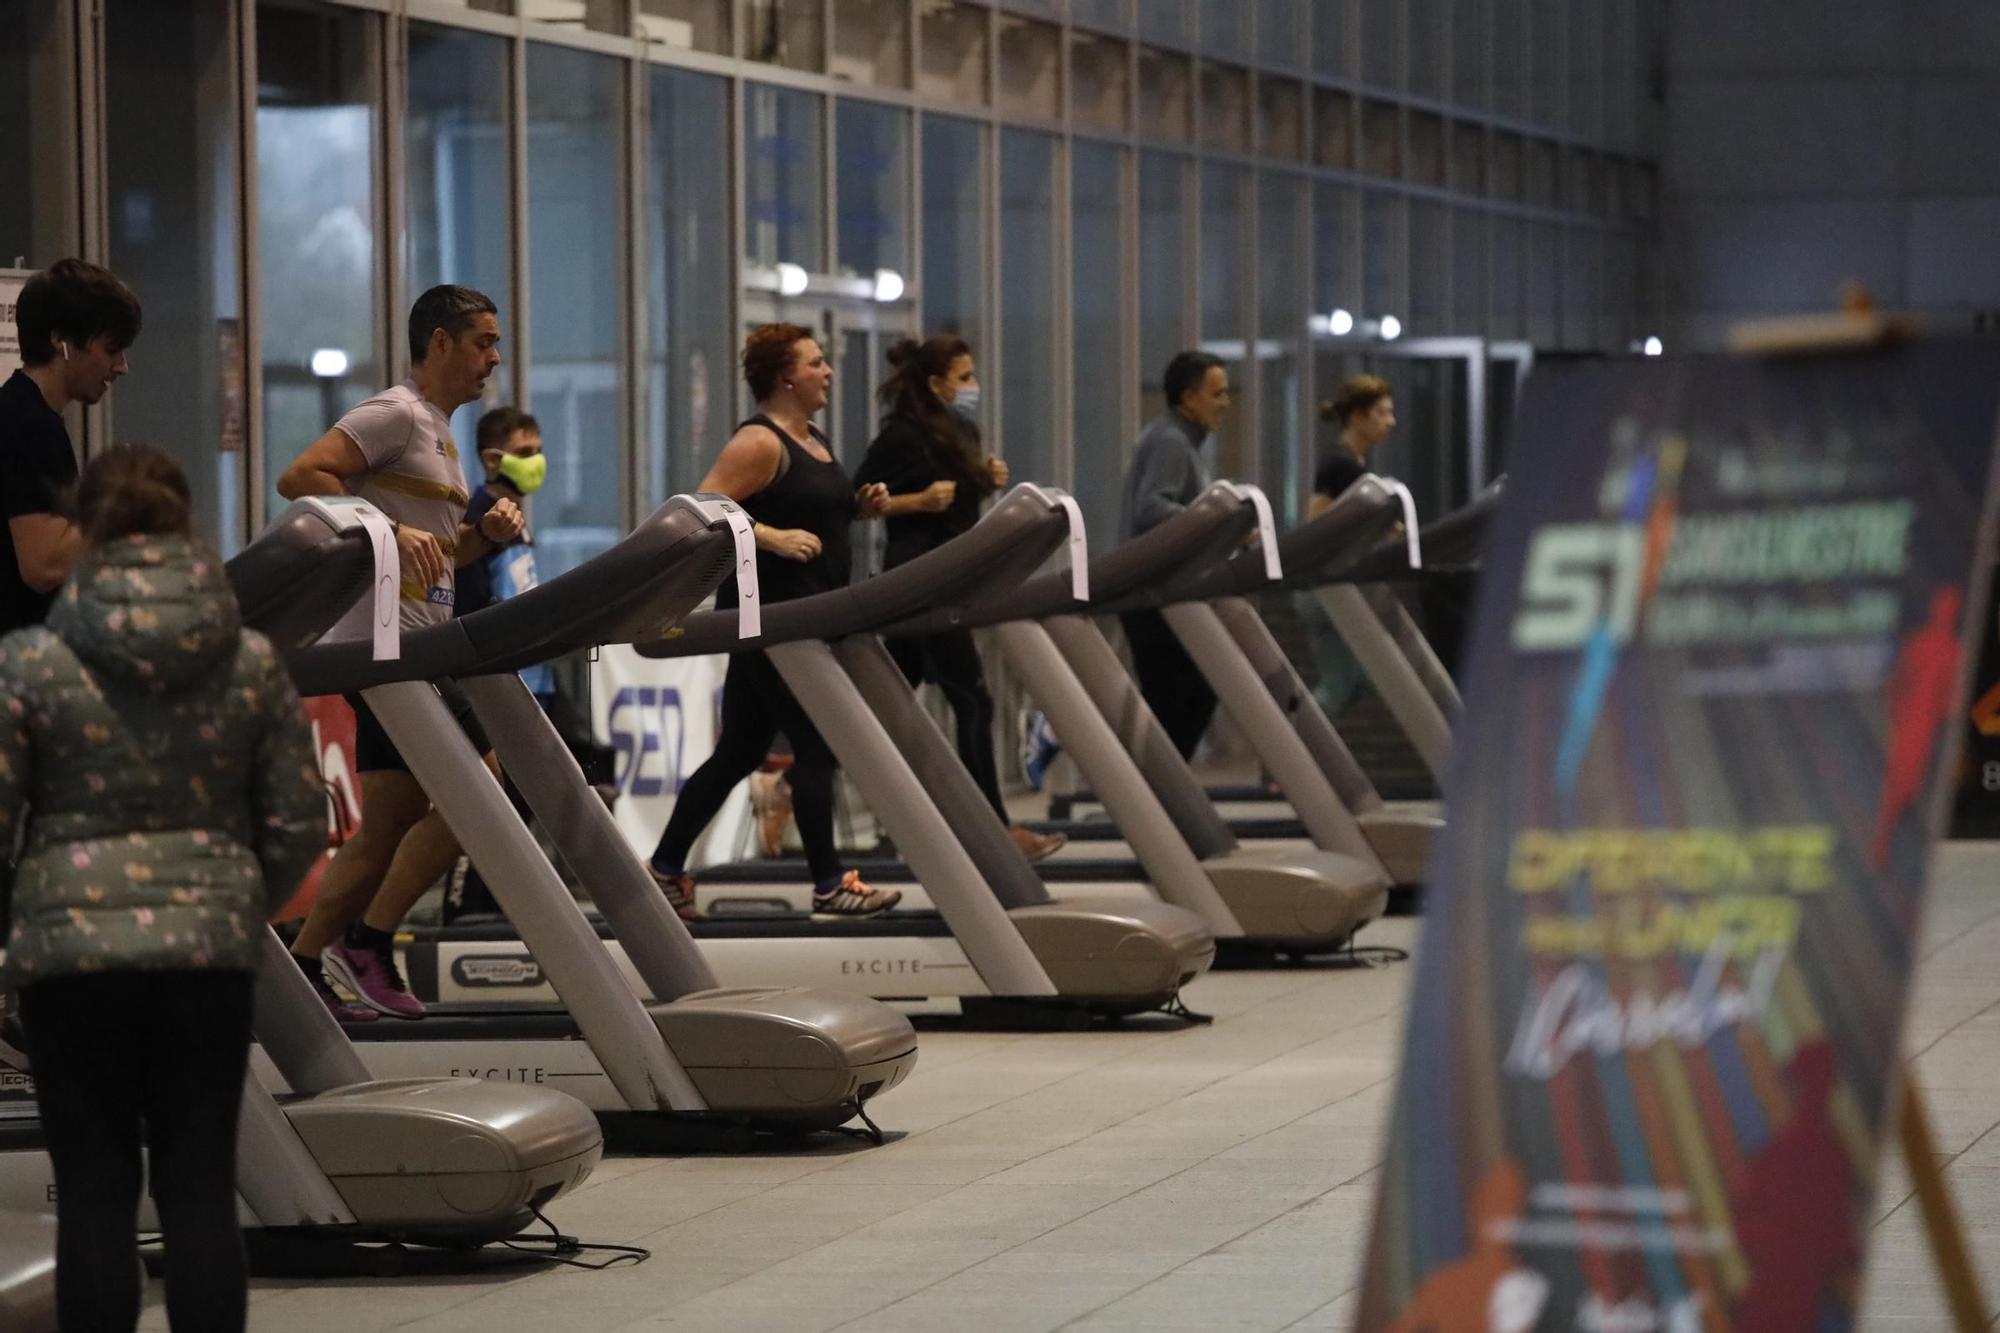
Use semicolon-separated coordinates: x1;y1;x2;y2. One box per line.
1358;341;2000;1333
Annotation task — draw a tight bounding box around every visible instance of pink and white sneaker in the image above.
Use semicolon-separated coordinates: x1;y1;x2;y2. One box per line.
323;940;427;1020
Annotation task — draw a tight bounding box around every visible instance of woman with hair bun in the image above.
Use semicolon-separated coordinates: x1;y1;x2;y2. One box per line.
854;335;1065;862
646;323;902;920
0;444;325;1332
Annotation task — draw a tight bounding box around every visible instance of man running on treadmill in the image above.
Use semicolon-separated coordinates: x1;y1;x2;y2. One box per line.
276;285;525;1020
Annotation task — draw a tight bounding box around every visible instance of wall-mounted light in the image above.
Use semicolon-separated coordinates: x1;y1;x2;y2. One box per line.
873;268;905;303
309;348;350;380
776;262;809;297
1328;307;1355;336
1378;314;1402;341
1643;335;1664;357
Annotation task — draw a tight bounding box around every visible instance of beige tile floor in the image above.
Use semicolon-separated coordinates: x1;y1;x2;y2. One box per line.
137;842;2000;1332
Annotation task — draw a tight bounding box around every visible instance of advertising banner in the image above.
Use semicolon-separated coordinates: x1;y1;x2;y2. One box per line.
1357;341;2000;1333
0;269;32;379
588;644;747;868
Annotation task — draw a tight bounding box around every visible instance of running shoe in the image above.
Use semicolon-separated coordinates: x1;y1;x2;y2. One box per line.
1022;711;1062;791
1009;824;1068;863
305;963;380;1024
650;865;702;921
323;940;427;1020
812;870;902;918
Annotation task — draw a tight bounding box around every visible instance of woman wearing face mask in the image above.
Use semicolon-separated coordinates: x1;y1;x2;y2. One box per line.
854;336;1066;863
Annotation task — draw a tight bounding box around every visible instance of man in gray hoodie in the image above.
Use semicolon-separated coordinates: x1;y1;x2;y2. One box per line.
1119;350;1232;757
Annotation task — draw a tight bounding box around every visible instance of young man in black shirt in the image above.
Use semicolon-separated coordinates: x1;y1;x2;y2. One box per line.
0;260;143;634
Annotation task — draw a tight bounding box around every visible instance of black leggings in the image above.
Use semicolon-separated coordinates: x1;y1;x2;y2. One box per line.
888;628;1008;821
22;969;255;1333
651;651;843;885
1121;608;1218;760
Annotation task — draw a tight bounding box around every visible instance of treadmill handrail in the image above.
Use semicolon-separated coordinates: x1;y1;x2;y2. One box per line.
224;501;378;653
882;482;1258;634
1148;476;1408;606
635;484;1075;657
286;494;741;696
1338;478;1503;581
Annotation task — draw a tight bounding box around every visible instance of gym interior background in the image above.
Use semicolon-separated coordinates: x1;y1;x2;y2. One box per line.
0;0;1664;570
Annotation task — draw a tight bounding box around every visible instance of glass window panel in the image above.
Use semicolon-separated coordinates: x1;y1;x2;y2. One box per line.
919;1;990;104
1531;0;1565;130
255;0;381;527
921;115;985;344
106;0;239;549
1362;99;1401;178
1363;0;1404;91
1492;131;1523;201
832;0;911;87
1362;190;1404;322
1605;229;1635;347
1453;0;1488;107
1313;180;1359;320
1138;152;1188;413
745;0;825;73
0;0;73;268
1199;0;1246;61
1527;218;1559;346
1410;200;1448;335
527;42;624;576
431;0;514;13
1001;0;1059;17
744;85;824;271
1071;30;1131;134
1258;0;1304;69
1257;76;1304;161
1489;212;1522;339
1071;140;1126;551
1410;0;1445;99
1139;0;1189;48
1257;172;1304;522
997;15;1062;120
1453;207;1487;334
1491;0;1525;120
640;0;732;54
407;22;513;450
1564;226;1600;349
1199;162;1248;481
835;100;910;282
516;1;629;33
1569;0;1602;141
1607;0;1637;151
1072;0;1128;33
1313;0;1350;76
1200;64;1251;155
999;130;1057;488
1451;120;1486;194
645;67;732;506
1408;110;1444;185
1137;48;1194;143
1314;90;1355;171
1526;138;1557;209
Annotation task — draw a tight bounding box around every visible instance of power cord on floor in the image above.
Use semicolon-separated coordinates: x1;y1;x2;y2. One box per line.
496;1205;652;1271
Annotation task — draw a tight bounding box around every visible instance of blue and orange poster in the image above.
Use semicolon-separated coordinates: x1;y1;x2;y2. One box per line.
1358;340;2000;1332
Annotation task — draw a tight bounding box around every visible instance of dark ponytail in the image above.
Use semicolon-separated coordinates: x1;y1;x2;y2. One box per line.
877;334;993;497
74;444;193;546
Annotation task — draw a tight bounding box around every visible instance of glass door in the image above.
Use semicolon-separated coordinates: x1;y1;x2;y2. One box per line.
1484;340;1535;483
1311;335;1487;522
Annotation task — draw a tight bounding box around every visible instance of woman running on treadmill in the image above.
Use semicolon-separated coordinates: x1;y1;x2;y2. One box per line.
647;323;899;919
854;334;1065;863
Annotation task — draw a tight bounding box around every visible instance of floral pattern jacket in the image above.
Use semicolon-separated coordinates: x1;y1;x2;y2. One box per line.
0;535;326;988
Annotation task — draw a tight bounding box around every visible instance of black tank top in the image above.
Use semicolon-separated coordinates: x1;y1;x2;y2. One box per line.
717;414;854;609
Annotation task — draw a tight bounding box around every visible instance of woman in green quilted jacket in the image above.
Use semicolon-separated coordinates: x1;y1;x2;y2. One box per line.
0;445;325;1333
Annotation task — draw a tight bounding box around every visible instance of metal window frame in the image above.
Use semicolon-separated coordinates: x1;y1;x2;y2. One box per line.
60;0;1660;551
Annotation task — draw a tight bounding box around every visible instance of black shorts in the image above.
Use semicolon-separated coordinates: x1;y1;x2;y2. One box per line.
345;680;492;774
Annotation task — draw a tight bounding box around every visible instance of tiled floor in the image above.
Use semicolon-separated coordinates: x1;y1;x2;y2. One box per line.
139;842;2000;1331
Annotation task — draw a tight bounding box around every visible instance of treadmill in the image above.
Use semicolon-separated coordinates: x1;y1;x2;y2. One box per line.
276;494;920;1139
705;482;1395;952
436;484;1214;1019
0;498;605;1320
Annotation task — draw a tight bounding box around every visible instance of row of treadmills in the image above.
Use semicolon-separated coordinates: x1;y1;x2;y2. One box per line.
0;469;1494;1327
